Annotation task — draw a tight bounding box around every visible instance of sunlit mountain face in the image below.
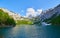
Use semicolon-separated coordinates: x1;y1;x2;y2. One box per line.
0;8;21;20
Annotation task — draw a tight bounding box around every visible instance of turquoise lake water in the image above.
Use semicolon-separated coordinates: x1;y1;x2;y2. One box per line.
0;25;60;38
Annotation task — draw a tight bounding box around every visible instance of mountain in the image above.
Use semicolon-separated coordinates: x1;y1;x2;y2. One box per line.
40;4;60;21
0;8;21;20
0;8;33;25
0;8;16;27
39;4;60;25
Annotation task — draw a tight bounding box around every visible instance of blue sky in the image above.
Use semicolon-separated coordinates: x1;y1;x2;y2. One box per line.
0;0;60;16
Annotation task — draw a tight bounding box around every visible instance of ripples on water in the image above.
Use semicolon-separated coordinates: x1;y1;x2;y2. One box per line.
0;25;60;38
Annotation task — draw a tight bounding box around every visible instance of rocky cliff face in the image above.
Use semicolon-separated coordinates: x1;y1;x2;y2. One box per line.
40;4;60;21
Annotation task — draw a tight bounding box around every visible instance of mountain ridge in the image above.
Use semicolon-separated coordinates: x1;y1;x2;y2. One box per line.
40;4;60;21
0;8;21;20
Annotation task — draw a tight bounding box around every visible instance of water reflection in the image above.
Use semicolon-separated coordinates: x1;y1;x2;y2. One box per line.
0;25;60;38
0;27;13;38
42;26;60;38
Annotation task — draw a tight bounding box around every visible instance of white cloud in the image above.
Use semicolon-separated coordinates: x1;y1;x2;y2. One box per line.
26;8;36;17
37;9;42;15
25;8;42;17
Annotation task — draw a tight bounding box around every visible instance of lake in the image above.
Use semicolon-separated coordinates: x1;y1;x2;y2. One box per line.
0;25;60;38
